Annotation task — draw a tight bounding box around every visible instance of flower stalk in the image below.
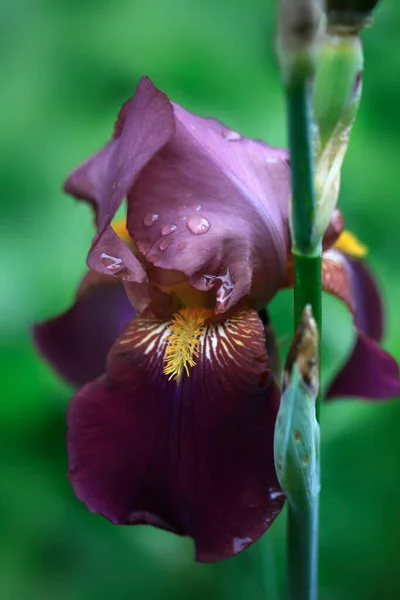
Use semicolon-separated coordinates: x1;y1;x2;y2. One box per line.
276;0;380;597
277;2;321;599
275;306;320;600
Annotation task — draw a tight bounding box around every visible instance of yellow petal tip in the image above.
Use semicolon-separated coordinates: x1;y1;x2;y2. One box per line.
334;230;368;258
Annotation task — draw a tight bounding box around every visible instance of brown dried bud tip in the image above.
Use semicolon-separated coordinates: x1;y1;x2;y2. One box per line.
283;305;319;397
327;0;380;31
279;0;322;53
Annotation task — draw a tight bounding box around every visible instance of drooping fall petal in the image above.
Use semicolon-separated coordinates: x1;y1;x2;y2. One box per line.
33;272;135;387
67;308;284;562
322;250;400;400
327;334;400;399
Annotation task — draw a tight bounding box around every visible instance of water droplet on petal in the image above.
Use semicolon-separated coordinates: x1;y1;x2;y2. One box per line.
222;130;242;142
147;254;161;264
159;238;173;251
101;253;127;278
203;268;234;308
136;239;152;255
177;241;187;252
187;216;210;235
101;252;123;270
161;224;177;236
194;204;202;211
268;487;285;501
233;537;252;553
143;213;159;227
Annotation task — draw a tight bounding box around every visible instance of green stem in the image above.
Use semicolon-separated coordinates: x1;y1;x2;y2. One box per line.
287;78;316;255
287;500;319;600
285;66;321;600
293;251;322;421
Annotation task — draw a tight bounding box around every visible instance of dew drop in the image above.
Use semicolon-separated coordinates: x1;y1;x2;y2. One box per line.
136;239;152;255
182;203;202;212
203;268;234;307
101;252;123;271
268;488;285;501
100;253;127;279
187;216;210;235
233;537;252;553
161;223;177;236
222;130;241;142
177;241;187;252
143;213;159;227
147;254;161;263
159;238;173;251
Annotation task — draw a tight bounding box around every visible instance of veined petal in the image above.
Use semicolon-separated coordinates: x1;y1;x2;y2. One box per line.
322;250;400;400
33;271;135;387
126;105;291;312
67;308;284;562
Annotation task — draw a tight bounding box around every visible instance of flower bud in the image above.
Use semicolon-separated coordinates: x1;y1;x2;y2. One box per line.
313;33;362;240
313;34;363;149
326;0;380;32
274;306;320;507
277;0;323;85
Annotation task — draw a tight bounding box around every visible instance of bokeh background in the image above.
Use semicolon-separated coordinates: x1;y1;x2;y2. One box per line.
1;0;400;598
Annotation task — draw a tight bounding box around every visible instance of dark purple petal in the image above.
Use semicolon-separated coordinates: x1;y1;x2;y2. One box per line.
87;225;150;310
348;258;383;341
33;273;135;387
322;251;399;400
64;77;175;287
327;333;400;400
322;208;345;251
67;309;284;562
322;251;383;340
126;105;291;312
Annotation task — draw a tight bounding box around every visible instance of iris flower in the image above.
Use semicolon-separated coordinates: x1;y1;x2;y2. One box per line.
34;77;400;562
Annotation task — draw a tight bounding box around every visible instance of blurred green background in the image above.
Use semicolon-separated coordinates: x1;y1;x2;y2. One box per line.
1;0;400;598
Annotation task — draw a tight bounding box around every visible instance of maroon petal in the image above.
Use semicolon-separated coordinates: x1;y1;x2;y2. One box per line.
327;333;400;400
126;107;291;312
322;208;345;251
64;77;175;286
33;272;135;387
67;309;284;562
322;250;400;400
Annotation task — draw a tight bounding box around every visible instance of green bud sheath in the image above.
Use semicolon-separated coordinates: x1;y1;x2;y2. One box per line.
313;34;363;150
313;32;363;241
274;306;320;600
274;365;320;508
274;306;320;508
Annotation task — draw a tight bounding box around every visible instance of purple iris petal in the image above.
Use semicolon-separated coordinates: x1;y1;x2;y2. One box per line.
64;77;291;314
64;77;175;287
349;258;383;341
327;333;400;400
33;274;135;387
322;252;400;400
67;309;284;562
126;105;291;312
